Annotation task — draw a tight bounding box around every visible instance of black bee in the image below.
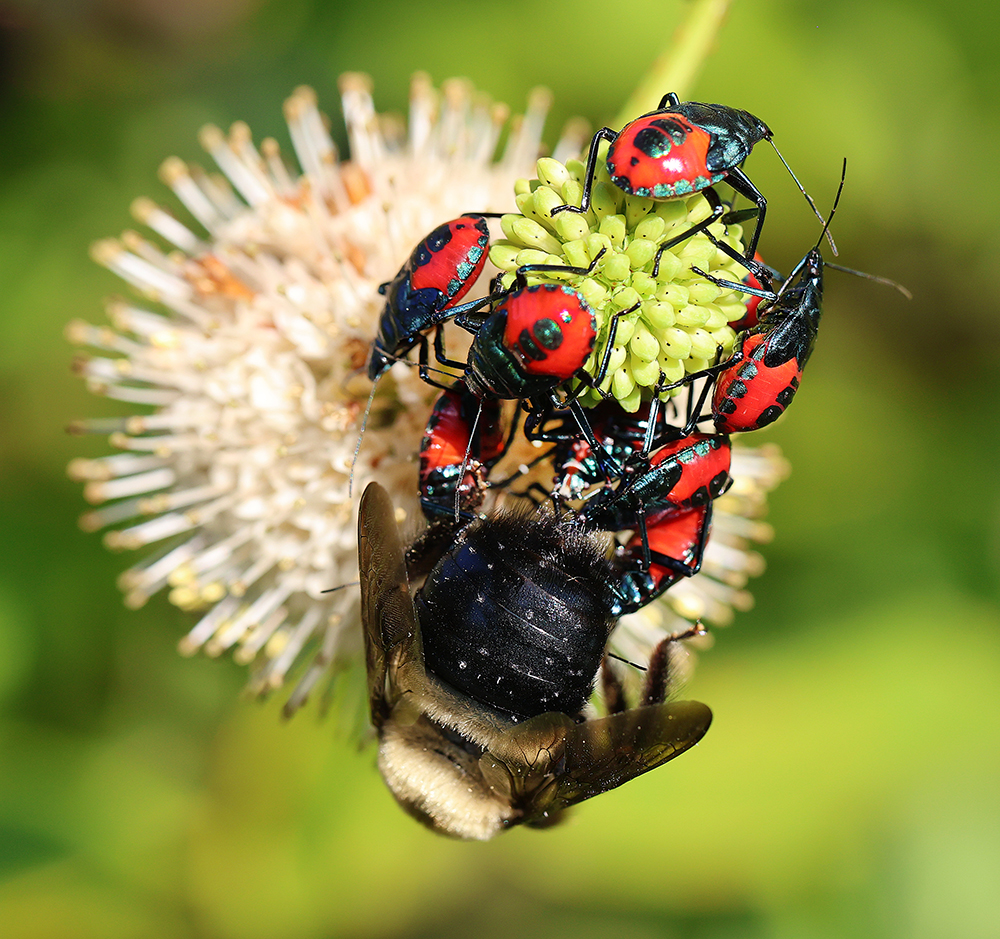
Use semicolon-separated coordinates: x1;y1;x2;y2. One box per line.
359;482;712;840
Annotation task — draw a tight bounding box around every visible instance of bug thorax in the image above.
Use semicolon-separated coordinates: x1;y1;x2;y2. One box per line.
671;101;772;172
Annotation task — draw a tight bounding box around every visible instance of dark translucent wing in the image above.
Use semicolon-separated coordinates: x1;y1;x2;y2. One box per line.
358;482;418;727
478;701;711;825
476;712;575;815
551;700;712;810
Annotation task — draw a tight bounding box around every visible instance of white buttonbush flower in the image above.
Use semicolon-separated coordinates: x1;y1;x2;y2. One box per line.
68;75;786;715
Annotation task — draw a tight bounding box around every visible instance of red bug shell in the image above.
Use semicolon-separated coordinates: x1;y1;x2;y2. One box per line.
623;505;709;592
649;433;732;509
607;114;724;199
503;285;597;380
419;390;503;478
713;333;802;433
409;216;490;306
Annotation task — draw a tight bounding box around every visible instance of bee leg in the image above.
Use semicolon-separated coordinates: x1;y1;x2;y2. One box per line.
640;624;706;706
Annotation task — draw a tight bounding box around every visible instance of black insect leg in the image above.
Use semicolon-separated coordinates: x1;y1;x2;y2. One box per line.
549;127;619;216
723;165;767;260
701;230;776;287
651;187;727;278
509;246;608;289
560;396;621;483
430;325;470;371
690;266;777;302
417;338;462;390
679;367;719;436
565;302;635;404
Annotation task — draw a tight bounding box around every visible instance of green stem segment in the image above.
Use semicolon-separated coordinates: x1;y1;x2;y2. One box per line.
614;0;733;126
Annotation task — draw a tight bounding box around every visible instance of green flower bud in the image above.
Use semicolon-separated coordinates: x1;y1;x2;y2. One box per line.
629;323;660;361
689;328;720;359
603;251;631;282
688;280;722;304
611;367;635;401
577;278;609;308
554;211;591;243
591;182;622;219
532;185;566;220
598;214;627;248
490;243;521;271
630;272;656;297
562;238;593;269
536;157;571;190
675;304;711;328
634;215;667;242
660;327;693;360
613;286;641;311
631;355;663;387
515;248;552;269
493;155;752;409
624;193;653;229
611;315;635;345
509;216;563;255
702;305;729;330
618;385;643;413
565;158;586;183
625;239;658;270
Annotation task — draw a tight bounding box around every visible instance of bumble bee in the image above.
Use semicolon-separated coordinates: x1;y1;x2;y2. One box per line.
359;482;712;840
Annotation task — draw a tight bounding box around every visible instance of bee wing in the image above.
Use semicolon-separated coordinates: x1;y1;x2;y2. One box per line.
552;700;712;810
358;482;421;727
480;700;711;824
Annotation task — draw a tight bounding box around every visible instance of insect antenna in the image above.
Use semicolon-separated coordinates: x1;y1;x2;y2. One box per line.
320;581;359;594
452;398;484;522
606;651;647;671
814;163;911;299
826;263;912;299
348;376;381;496
769;140;839;256
348;349;465;495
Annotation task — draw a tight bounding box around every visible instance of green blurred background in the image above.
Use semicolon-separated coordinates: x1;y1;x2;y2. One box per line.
2;0;998;936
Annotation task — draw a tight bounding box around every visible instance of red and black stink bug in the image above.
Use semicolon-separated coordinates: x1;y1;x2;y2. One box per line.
581;431;733;532
552;93;775;260
417;382;506;521
412;248;635;486
367;214;493;380
614;504;713;614
687;163;908;433
709;250;823;433
684;168;852;434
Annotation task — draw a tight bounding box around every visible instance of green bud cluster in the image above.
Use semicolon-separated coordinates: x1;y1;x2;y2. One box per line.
489;150;752;412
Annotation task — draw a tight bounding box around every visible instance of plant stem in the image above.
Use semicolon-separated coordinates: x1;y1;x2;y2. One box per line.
614;0;733;127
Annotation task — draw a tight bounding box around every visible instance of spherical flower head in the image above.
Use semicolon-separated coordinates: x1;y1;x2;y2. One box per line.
67;76;588;714
66;74;786;718
489;144;750;411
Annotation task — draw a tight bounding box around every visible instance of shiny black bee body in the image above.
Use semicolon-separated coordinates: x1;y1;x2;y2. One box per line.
359;482;712;839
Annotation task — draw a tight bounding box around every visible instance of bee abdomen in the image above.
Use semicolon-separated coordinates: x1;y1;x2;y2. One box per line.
414;512;618;720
